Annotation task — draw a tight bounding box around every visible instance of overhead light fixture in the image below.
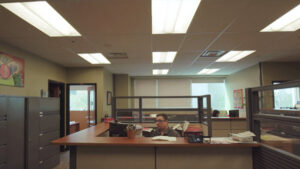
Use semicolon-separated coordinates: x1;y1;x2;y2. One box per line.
216;50;255;62
198;69;219;75
152;52;177;63
152;0;201;34
1;1;81;37
261;4;300;32
153;69;169;75
78;53;111;64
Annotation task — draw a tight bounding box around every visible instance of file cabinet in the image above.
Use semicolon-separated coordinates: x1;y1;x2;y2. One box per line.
0;96;60;169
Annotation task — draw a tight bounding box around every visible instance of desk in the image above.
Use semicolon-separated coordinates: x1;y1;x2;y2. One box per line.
212;117;247;137
52;123;259;169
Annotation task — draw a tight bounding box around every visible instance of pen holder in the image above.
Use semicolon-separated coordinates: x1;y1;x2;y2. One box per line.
127;128;137;139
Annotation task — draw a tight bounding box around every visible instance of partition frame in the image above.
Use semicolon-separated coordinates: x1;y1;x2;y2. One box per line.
246;80;300;169
112;95;212;137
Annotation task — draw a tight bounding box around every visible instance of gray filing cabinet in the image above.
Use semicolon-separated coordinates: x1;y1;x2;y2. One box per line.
0;96;60;169
0;96;25;169
26;97;60;169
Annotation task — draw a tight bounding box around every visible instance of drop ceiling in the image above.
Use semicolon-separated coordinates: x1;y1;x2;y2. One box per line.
0;0;299;76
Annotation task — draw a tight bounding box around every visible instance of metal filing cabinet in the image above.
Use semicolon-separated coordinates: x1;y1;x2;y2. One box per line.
0;96;25;169
0;96;7;169
26;97;60;169
0;96;60;169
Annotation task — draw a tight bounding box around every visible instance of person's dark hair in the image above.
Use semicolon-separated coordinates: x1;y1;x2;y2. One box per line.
212;110;220;117
156;113;168;121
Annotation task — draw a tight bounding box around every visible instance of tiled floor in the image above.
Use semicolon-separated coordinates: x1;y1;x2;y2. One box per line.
53;151;69;169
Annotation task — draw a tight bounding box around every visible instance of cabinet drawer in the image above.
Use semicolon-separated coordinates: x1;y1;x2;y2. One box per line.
40;99;59;112
212;130;230;137
0;125;7;145
231;120;247;130
0;97;7;117
0;163;7;169
40;115;59;132
231;129;247;134
212;121;230;130
0;146;7;163
39;145;59;161
39;131;59;147
39;154;59;169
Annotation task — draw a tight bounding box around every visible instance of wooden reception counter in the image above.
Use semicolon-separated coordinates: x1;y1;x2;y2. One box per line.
52;123;259;169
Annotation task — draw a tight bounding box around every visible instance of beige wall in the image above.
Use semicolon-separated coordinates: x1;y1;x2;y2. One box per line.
114;74;131;108
66;67;113;122
225;64;260;117
259;62;300;109
261;62;300;85
0;42;66;96
102;69;113;116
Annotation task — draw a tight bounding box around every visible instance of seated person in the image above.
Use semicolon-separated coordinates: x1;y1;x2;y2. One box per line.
150;114;180;137
212;110;220;117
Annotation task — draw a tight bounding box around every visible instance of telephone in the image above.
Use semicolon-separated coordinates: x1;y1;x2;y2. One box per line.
188;135;203;143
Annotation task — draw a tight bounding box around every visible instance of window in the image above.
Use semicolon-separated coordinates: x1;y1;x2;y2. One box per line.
273;81;300;109
274;87;299;109
191;83;226;109
70;90;89;111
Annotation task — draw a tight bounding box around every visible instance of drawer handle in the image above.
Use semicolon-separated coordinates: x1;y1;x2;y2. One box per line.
39;147;43;150
0;144;7;148
39;133;43;136
39;160;43;164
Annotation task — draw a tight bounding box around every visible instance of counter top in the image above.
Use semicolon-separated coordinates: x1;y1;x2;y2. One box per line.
212;117;246;120
51;123;258;147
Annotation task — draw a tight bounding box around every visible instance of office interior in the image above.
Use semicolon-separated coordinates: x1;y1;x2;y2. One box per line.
0;0;300;169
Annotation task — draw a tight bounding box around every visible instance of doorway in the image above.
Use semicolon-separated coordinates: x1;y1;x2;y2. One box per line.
66;83;97;135
48;80;65;152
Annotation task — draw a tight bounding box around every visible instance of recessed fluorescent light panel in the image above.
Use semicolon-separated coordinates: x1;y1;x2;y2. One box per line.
261;4;300;32
1;1;81;37
198;69;219;75
216;50;255;62
78;53;111;64
152;0;201;34
153;69;169;75
153;52;177;63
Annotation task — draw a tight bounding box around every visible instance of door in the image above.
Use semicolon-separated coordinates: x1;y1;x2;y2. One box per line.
67;84;97;133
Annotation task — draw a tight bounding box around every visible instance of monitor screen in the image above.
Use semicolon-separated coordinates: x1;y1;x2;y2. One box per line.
229;110;239;117
109;122;128;137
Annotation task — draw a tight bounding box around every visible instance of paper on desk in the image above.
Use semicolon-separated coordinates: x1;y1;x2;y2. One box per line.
231;131;255;143
152;136;177;141
143;128;153;132
210;137;231;144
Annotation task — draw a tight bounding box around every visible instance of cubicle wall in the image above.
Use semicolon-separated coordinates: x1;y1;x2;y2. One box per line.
0;96;60;169
246;80;300;168
112;95;212;137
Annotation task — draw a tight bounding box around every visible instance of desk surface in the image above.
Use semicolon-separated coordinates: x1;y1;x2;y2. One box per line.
52;123;259;147
212;117;246;120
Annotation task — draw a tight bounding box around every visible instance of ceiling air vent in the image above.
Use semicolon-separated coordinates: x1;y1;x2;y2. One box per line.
107;52;128;59
201;50;226;57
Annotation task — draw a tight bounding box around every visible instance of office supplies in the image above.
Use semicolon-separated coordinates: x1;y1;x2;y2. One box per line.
109;122;127;137
231;131;255;143
188;135;203;143
229;110;239;117
152;136;176;141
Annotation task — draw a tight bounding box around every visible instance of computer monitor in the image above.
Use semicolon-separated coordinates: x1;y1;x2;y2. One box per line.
229;110;239;117
109;122;128;137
